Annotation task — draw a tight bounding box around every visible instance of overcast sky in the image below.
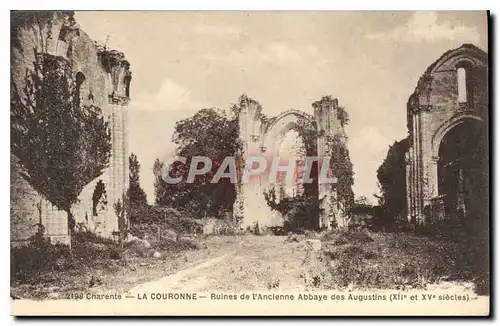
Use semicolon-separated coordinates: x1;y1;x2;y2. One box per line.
75;11;488;204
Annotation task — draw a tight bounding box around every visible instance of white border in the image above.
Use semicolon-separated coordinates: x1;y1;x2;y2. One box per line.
2;1;498;324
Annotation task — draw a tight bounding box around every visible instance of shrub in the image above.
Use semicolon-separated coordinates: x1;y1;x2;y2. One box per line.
154;237;199;253
263;189;322;233
11;236;70;282
129;205;204;235
72;231;116;246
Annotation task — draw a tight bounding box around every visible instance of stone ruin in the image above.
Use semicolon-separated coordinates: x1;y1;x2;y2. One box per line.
10;11;131;244
233;95;350;230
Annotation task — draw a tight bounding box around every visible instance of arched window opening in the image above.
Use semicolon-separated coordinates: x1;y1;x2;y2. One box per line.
457;61;474;109
457;67;467;104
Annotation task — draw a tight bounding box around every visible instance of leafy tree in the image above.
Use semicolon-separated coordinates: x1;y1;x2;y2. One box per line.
375;137;409;230
11;53;112;233
153;158;166;206
156;107;242;218
127;153;148;208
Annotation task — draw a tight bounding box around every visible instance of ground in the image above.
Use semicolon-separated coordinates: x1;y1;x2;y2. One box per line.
11;231;485;300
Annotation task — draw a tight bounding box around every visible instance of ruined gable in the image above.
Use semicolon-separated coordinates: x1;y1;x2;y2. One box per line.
10;11;131;244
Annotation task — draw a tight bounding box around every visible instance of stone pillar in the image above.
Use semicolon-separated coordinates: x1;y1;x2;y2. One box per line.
234;96;266;230
105;96;130;236
99;49;131;236
429;156;439;198
313;96;346;229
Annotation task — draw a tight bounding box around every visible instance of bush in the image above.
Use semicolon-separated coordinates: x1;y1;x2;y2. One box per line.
154;237;199;253
11;231;127;284
11;236;70;282
263;189;322;233
129;205;204;235
417;218;467;241
72;231;116;246
324;244;381;288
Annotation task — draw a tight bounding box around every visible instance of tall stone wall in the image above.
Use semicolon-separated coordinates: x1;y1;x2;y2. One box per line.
10;11;131;244
234;95;349;230
313;96;349;229
405;44;488;226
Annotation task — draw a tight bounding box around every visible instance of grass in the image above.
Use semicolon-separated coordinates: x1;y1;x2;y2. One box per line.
312;229;488;294
10;230;230;300
10;228;489;299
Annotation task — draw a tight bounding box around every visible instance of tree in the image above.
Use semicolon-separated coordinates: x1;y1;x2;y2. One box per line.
156;106;242;218
153;158;166;206
127;153;148;209
11;53;112;233
375;137;409;230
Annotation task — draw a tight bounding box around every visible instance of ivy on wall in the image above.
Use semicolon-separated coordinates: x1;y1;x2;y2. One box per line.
11;52;112;233
325;133;355;217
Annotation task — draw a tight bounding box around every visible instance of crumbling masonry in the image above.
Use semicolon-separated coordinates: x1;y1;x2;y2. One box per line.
11;12;131;244
405;44;488;226
233;95;349;230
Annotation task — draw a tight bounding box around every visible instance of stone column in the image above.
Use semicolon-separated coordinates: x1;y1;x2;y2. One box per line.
313;96;346;229
429;156;439;198
233;96;266;230
99;49;131;237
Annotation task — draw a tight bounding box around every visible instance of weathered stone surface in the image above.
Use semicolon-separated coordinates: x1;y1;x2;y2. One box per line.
233;95;349;231
10;11;131;242
405;44;488;226
152;251;162;259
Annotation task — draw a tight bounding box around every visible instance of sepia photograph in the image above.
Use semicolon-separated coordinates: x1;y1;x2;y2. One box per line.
9;10;490;316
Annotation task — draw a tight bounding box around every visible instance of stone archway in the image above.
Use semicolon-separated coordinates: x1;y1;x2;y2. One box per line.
405;44;488;226
435;118;486;226
234;95;348;230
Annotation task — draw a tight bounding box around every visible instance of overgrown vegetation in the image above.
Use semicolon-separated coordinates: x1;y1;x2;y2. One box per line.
11;227;201;297
327;134;355;215
11;53;112;234
127;153;148;216
314;229;488;295
154;106;243;219
262;96;354;231
264;188;322;232
375;137;410;231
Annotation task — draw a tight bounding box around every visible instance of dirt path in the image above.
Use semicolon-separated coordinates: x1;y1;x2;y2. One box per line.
12;234;488;316
124;235;483;297
126;235;311;294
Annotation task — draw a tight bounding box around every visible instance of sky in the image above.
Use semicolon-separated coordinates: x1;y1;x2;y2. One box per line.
75;11;488;204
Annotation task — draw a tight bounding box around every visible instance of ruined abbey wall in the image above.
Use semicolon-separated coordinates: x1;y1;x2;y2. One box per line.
234;95;349;230
11;12;131;244
406;44;488;225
